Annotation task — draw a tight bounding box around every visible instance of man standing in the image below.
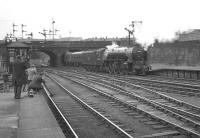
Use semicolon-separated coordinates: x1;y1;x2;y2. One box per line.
12;55;27;99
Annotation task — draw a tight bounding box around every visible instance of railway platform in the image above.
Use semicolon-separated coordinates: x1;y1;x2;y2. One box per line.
150;64;200;79
0;89;65;138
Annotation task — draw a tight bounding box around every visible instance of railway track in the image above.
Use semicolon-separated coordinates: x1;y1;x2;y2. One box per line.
71;69;200;98
45;72;183;138
68;70;200;122
42;73;134;138
44;68;200;137
146;75;200;85
122;76;200;96
45;69;200;118
87;72;200;97
47;67;200;97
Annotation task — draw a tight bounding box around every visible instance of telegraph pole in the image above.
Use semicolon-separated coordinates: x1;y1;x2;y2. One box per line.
21;24;26;39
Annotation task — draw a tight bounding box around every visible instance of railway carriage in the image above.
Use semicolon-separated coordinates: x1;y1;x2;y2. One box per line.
64;51;83;66
81;48;106;72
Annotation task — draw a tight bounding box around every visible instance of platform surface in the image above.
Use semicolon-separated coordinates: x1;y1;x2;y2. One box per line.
0;90;65;138
0;92;18;138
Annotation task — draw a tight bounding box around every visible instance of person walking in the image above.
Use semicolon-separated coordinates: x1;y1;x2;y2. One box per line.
12;55;27;99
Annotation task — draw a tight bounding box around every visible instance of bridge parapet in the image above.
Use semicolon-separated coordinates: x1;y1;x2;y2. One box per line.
23;40;112;49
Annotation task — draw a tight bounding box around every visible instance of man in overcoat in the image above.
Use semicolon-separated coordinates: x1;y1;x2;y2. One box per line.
12;55;27;99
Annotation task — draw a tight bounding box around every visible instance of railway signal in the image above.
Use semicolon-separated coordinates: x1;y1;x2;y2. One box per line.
39;20;59;40
26;32;33;39
21;24;27;39
130;21;142;42
125;20;142;46
124;27;133;46
52;19;55;39
39;29;47;40
12;23;18;38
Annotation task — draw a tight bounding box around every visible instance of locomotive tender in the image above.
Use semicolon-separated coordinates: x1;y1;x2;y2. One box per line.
64;43;151;75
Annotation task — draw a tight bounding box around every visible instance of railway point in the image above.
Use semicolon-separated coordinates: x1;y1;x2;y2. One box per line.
0;87;65;138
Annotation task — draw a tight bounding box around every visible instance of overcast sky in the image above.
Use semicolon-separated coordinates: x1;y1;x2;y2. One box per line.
1;0;200;44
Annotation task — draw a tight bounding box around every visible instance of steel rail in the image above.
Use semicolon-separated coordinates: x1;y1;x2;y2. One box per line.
46;73;134;138
47;70;200;137
45;69;200;119
55;69;200;113
69;70;200;113
90;77;200;122
83;73;200;122
73;74;200;124
122;76;200;93
71;69;200;95
42;83;79;138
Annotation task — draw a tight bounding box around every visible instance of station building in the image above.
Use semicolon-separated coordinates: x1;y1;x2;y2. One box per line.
176;29;200;41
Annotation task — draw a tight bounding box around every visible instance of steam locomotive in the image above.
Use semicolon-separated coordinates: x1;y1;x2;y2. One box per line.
64;43;151;75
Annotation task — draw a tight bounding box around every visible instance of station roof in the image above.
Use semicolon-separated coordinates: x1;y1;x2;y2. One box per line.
7;41;30;48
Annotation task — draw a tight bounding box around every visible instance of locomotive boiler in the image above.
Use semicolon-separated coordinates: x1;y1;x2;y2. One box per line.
64;43;151;75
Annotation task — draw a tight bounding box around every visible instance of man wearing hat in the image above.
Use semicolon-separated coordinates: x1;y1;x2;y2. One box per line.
12;55;27;99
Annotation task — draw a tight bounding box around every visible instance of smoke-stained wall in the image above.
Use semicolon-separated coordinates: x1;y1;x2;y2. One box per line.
148;40;200;67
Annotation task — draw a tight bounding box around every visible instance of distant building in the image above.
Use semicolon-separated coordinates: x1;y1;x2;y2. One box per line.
17;37;83;41
58;37;83;41
176;29;200;41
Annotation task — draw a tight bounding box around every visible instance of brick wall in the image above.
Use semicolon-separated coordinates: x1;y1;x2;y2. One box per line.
148;40;200;67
